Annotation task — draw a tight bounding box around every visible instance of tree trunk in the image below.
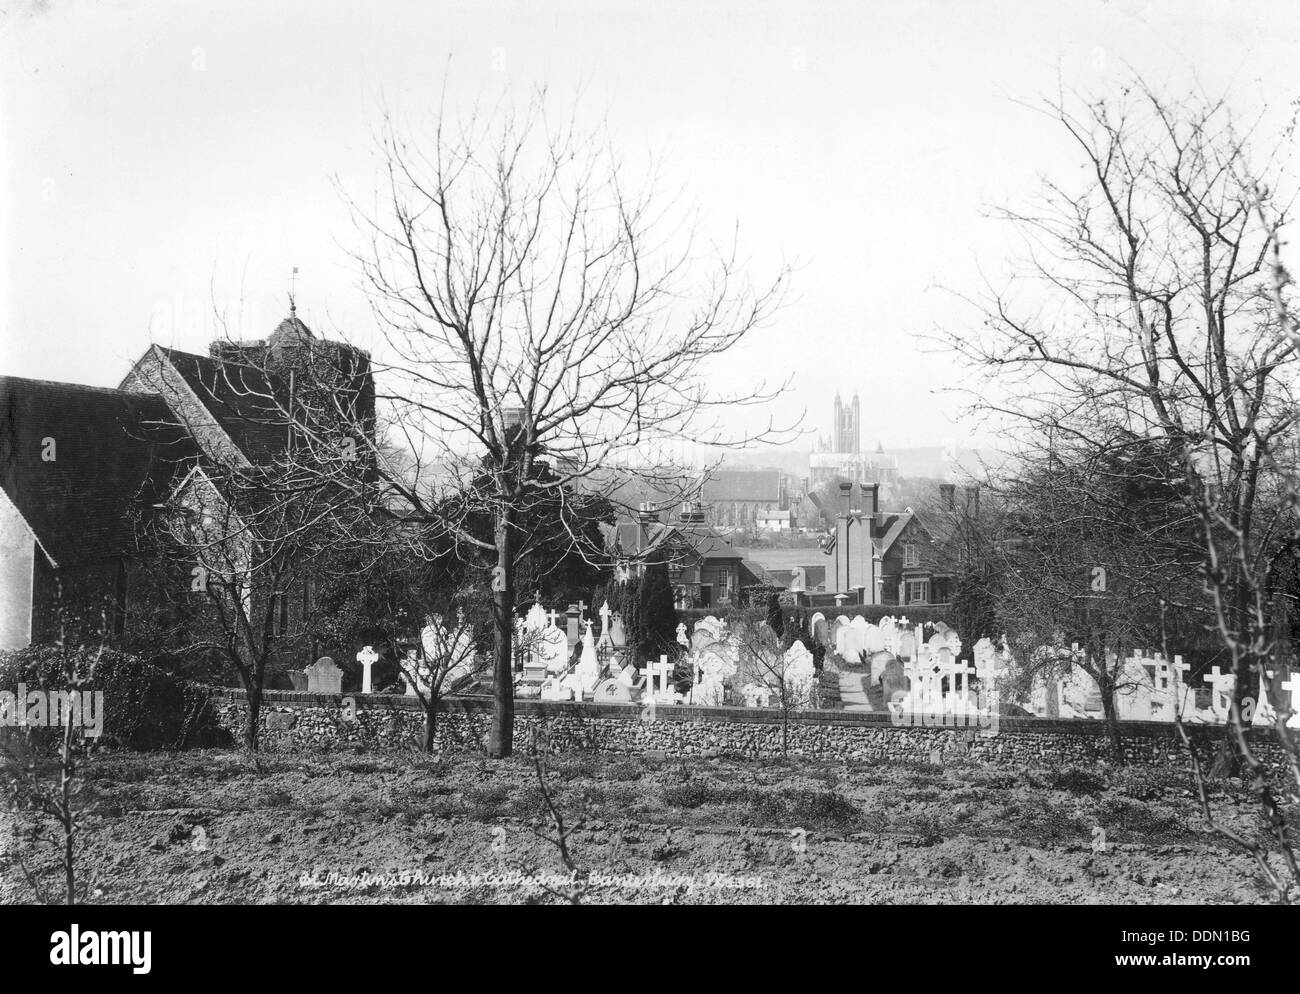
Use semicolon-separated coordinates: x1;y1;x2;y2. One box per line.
489;510;516;759
424;692;438;753
245;670;263;752
1097;671;1125;765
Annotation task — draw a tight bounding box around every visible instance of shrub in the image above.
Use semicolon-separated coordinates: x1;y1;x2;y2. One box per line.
0;645;228;752
1050;766;1108;796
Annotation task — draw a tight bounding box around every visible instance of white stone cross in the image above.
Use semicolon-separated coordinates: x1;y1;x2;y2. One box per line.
950;660;975;705
648;654;675;701
357;645;379;694
547;608;561;628
1281;674;1300;727
1204;665;1236;717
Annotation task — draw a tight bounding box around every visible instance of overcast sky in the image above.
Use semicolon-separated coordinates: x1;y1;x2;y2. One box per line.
3;0;1298;452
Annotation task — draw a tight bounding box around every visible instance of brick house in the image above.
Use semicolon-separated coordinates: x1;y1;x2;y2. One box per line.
814;481;951;606
601;502;747;609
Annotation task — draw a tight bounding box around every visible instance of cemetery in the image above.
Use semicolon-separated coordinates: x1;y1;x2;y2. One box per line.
211;601;1297;768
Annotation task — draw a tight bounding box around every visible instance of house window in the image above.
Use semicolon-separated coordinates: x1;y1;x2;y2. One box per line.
903;543;920;567
906;580;928;604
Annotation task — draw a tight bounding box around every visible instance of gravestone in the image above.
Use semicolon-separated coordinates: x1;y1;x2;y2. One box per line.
306;657;343;695
898;632;917;660
356;645;379;694
811;612;828;646
864;623;886;654
784;641;817;708
880;658;909;710
422;614;476;688
609;612;627;648
741;684;772;708
536;626;569;675
594;677;633;702
576;620;602;694
690;646;737;707
870;650;895;686
288;670;309;691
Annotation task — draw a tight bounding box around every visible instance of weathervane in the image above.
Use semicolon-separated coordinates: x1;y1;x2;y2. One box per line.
289;266;299;316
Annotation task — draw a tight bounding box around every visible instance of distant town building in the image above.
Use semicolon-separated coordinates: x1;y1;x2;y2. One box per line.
699;468;794;529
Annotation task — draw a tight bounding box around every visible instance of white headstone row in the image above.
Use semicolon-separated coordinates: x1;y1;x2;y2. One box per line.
1038;649;1300;726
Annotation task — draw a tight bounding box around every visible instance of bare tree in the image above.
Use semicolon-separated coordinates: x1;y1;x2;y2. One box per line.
398;592;489;752
943;79;1300;898
729;608;817;757
993;438;1214;760
139;417;375;750
1;589;105;905
942;80;1299;767
277;89;794;757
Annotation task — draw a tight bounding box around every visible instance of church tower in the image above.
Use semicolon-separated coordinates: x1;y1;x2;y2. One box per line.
850;392;861;455
833;393;844;452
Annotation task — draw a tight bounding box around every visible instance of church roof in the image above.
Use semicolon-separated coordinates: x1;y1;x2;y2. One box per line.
0;376;194;567
701;468;782;503
153;346;292;464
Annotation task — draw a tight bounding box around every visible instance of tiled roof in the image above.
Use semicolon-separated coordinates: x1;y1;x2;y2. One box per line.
701;469;782;503
601;516;742;563
0;377;194;567
156;347;291;464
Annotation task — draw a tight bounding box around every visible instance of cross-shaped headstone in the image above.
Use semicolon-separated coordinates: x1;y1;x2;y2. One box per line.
1280;674;1300;721
547;609;560;628
1204;665;1235;715
950;660;975;704
357;645;379;694
648;655;675;700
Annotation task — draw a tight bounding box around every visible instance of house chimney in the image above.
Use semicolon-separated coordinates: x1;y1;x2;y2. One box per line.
679;501;706;524
837;481;853;516
637;502;659;552
940;483;956;511
863;482;879;515
964;485;980;515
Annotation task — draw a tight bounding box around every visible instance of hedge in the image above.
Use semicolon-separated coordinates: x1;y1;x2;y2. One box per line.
679;604;953;628
0;645;230;752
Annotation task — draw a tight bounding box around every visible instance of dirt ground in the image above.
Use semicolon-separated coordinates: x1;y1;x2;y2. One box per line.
2;749;1294;904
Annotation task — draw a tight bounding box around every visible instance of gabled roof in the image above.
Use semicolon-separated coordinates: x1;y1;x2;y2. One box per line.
873;511;915;556
153;347;291;464
0;376;194;567
601;515;742;565
701;468;782;503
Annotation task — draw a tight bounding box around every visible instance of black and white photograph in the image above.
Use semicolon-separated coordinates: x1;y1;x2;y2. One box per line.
0;0;1297;960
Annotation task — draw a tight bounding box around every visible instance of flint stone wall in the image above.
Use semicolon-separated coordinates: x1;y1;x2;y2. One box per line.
213;690;1287;767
